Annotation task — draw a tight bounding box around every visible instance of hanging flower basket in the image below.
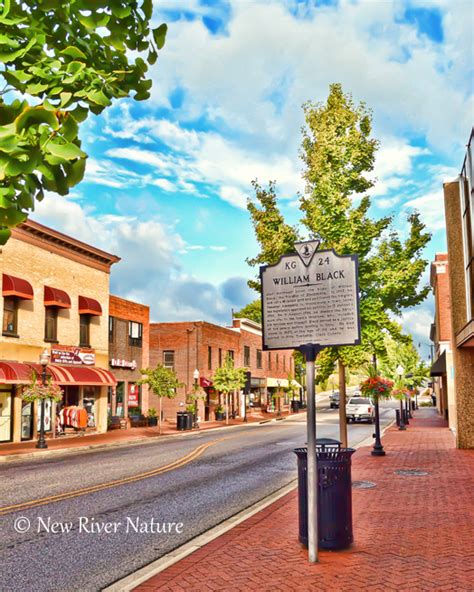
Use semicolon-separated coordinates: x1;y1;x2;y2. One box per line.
391;387;409;401
22;375;63;404
360;375;394;400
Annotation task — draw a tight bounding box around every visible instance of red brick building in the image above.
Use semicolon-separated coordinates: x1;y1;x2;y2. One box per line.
108;295;149;419
149;318;296;422
430;254;455;426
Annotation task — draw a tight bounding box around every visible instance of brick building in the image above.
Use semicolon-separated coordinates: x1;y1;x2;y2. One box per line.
442;126;474;448
149;318;295;422
0;220;119;443
430;254;455;427
108;295;150;419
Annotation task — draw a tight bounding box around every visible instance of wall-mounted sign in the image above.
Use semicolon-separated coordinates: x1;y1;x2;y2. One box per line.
261;243;360;350
110;358;137;370
128;383;140;407
51;345;95;366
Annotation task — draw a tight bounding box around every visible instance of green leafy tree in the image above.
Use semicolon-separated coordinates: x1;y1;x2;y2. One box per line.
247;83;431;445
138;364;182;434
379;334;430;388
234;300;262;324
0;0;167;244
212;355;246;424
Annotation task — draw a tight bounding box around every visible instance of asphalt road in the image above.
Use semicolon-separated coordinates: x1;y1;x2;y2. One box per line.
0;397;397;592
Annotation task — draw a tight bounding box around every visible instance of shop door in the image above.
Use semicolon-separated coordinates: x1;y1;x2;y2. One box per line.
0;390;12;442
21;401;34;441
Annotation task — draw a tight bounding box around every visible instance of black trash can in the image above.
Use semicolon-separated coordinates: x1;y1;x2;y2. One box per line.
294;438;355;550
395;409;400;426
176;412;187;431
185;412;193;430
291;400;300;413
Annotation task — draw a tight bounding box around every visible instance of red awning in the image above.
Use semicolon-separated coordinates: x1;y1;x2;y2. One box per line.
0;361;116;386
200;377;213;388
44;286;71;308
2;274;34;300
78;295;102;316
48;364;116;386
0;361;38;384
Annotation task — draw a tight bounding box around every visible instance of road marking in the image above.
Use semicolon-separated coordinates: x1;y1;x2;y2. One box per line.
0;440;220;517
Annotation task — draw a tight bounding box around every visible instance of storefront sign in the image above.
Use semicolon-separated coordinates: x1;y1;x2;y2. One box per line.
51;345;95;366
110;358;137;370
261;242;360;350
128;384;139;408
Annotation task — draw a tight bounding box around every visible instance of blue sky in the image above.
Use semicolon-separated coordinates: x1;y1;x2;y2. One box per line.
35;0;474;360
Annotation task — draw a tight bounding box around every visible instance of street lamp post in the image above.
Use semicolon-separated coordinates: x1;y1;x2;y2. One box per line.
193;368;200;429
371;354;385;456
276;380;281;417
36;348;50;449
396;365;406;431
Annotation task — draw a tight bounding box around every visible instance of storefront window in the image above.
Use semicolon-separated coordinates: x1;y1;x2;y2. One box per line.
116;382;125;417
83;386;99;427
2;297;17;336
0;388;13;442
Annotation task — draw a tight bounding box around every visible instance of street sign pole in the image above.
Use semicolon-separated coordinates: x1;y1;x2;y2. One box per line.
300;344;320;563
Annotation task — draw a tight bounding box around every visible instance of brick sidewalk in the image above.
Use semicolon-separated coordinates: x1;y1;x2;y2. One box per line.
136;409;474;592
0;410;294;458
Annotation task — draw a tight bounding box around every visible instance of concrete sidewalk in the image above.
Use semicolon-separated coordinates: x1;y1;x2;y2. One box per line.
0;409;299;462
134;409;474;592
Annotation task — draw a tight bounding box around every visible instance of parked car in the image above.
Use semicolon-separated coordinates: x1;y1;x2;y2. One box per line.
345;396;375;423
329;391;340;408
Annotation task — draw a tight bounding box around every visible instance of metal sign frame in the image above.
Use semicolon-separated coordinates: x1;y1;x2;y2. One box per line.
259;247;361;351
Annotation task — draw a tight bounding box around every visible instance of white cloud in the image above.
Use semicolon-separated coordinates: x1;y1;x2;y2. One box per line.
32;193;254;324
403;189;447;232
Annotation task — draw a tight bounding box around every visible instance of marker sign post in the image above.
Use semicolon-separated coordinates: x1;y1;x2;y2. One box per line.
260;240;360;563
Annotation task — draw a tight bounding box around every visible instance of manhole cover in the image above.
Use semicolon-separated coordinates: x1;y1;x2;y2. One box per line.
352;480;376;489
394;469;429;476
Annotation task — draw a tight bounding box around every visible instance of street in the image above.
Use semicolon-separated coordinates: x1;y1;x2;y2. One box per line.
0;398;397;592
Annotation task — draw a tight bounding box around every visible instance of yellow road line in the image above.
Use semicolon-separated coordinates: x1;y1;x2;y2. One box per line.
0;440;218;517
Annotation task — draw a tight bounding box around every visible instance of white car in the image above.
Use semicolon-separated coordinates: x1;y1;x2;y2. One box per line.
345;396;375;424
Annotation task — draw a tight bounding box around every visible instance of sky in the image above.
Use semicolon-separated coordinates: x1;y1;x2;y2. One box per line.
34;0;473;361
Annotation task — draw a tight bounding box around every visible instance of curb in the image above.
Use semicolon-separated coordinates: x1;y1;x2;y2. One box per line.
103;416;396;592
0;414;305;464
103;480;298;592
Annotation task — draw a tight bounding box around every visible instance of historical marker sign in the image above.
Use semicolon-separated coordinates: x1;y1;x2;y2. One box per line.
261;241;360;350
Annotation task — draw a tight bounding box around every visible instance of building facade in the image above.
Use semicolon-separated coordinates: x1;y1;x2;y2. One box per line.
430;254;455;428
108;294;150;419
0;220;119;443
442;127;474;448
149;318;295;422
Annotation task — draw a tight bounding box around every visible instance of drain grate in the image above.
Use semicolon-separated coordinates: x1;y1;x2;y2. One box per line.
394;469;429;477
352;480;376;489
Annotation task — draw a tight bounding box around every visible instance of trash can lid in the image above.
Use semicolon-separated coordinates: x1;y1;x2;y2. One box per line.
316;438;341;445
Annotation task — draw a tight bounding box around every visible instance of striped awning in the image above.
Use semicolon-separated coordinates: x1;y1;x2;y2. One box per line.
78;295;102;316
44;286;71;308
0;361;116;386
2;274;34;300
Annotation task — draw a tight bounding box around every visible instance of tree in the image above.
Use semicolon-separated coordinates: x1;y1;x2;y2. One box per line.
138;364;182;435
247;83;431;446
234;300;262;324
378;334;430;388
0;1;167;244
212;355;246;425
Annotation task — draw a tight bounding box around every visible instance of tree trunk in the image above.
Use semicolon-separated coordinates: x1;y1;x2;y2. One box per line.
338;360;348;448
159;397;162;435
225;392;229;425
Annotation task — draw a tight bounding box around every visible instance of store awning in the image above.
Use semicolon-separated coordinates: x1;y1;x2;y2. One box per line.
2;273;34;300
0;361;116;386
0;361;38;384
200;377;213;388
78;295;102;316
48;365;116;386
291;379;302;388
44;286;71;308
266;377;289;388
430;351;446;377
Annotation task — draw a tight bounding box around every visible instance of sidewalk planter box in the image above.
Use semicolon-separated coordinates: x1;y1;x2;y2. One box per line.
294;439;355;550
147;417;158;427
215;411;225;421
